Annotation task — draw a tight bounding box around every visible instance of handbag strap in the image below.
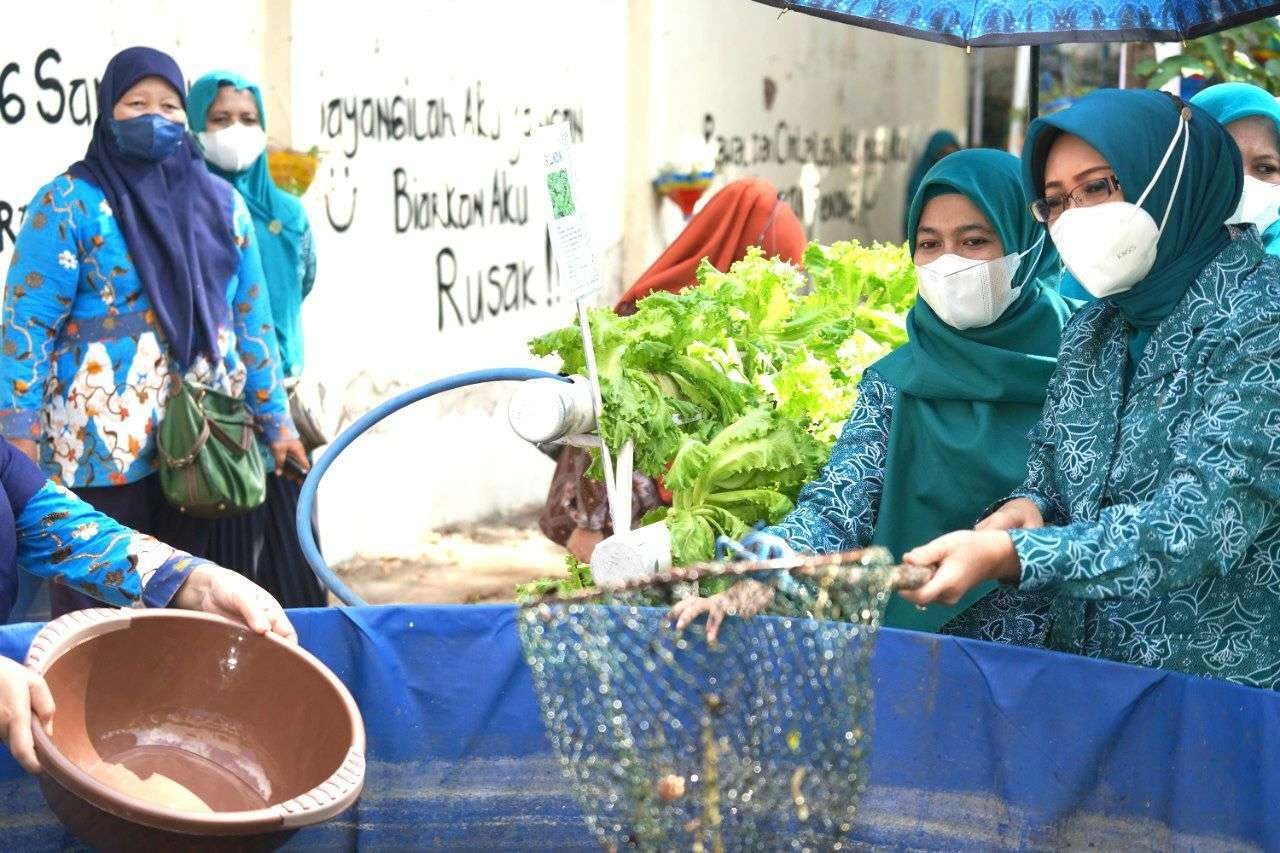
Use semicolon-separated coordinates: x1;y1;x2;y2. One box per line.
207;415;256;454
157;417;211;470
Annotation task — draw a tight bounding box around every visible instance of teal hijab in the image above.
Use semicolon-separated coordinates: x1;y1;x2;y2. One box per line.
874;149;1076;632
188;71;312;377
1023;89;1241;372
903;130;961;239
1191;82;1280;255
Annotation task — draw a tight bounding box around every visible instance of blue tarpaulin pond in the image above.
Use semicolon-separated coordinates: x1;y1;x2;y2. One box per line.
0;604;1276;850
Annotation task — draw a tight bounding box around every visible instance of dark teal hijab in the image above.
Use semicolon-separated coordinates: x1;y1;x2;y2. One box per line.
903;130;961;239
189;71;312;377
1191;82;1280;255
874;149;1076;632
1023;89;1242;370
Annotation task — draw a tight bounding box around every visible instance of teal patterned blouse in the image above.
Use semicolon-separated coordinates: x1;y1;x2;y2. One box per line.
947;231;1280;690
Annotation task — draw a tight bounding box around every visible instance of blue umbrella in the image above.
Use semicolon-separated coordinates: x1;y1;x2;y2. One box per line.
752;1;1280;116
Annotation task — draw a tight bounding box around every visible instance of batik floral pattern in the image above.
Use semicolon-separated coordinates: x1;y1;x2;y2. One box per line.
0;174;295;487
947;233;1280;690
16;481;201;607
763;372;894;554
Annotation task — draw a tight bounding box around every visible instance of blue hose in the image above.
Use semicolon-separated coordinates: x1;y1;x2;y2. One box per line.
297;368;570;605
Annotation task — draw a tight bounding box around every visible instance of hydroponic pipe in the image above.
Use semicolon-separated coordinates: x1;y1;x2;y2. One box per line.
297;368;570;606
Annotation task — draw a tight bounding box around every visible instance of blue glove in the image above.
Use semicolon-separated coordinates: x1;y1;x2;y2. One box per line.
715;531;795;562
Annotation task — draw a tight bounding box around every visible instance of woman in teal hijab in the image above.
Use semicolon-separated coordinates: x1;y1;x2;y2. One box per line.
671;149;1077;637
904;91;1280;691
188;71;325;609
188;71;314;377
1191;82;1280;255
902;130;960;240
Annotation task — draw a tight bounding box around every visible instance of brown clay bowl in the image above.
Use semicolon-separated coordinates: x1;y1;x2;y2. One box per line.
25;608;365;852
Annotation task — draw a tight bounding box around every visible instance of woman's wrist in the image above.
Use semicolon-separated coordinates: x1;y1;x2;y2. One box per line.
991;531;1022;582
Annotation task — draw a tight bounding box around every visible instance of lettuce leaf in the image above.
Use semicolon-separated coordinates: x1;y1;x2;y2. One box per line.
530;239;916;566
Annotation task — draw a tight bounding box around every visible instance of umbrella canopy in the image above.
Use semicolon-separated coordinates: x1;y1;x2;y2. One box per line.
752;1;1280;47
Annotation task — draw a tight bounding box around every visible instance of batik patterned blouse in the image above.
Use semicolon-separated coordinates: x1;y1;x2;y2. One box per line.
0;173;294;488
763;372;894;553
0;437;199;618
947;233;1280;690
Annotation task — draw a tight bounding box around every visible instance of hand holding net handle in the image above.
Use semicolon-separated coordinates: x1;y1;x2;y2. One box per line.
885;563;933;590
543;548;932;603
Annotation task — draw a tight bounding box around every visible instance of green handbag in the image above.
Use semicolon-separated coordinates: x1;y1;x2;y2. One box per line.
156;378;267;518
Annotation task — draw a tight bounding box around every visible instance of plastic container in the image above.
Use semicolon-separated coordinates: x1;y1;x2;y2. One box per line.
507;375;596;444
590;521;673;586
25;608;365;852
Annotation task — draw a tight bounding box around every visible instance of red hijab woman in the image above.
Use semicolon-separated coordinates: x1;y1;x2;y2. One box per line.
541;179;807;561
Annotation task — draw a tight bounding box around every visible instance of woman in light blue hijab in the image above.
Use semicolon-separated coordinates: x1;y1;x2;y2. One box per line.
1192;81;1280;255
189;71;324;608
189;71;315;373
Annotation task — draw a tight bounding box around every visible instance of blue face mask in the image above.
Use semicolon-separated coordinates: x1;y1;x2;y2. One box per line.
109;114;186;162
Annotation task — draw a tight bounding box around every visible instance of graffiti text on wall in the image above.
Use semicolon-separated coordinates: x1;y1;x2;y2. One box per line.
319;82;583;161
316;81;583;333
704;113;915;228
1;48;101;128
1;48;102;256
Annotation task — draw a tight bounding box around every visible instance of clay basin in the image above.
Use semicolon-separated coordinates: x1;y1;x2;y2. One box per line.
25;608;365;852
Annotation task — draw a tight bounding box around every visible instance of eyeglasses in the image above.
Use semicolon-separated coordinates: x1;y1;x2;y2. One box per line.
1030;175;1122;224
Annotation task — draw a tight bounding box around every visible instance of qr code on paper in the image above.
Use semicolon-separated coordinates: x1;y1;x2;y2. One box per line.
546;169;575;219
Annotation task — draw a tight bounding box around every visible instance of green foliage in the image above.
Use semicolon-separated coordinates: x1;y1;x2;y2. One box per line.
530;240;916;568
1136;19;1280;94
515;555;595;603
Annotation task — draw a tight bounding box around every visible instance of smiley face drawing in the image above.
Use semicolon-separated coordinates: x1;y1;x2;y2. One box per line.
324;164;358;233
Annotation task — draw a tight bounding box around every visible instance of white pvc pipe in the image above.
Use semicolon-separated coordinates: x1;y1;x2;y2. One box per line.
1008;45;1031;154
970;49;986;147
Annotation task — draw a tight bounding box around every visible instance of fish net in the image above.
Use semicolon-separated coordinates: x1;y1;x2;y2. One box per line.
517;547;928;852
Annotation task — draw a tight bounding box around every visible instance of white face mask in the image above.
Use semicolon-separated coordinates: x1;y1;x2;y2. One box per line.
1048;109;1190;300
914;236;1042;330
198;123;267;173
1227;174;1280;236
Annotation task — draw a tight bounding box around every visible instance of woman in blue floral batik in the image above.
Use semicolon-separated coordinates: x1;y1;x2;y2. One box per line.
1192;82;1280;256
671;150;1076;638
903;89;1280;691
0;48;306;617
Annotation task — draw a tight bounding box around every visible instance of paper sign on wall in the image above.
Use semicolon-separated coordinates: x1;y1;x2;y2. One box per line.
536;122;602;302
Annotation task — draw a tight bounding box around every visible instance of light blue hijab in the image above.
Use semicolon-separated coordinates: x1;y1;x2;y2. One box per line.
189;71;312;377
1191;82;1280;256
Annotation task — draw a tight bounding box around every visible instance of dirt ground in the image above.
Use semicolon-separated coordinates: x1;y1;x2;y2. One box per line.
334;507;570;604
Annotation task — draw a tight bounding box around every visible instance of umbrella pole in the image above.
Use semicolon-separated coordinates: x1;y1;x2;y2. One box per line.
970;49;986;146
1028;45;1041;121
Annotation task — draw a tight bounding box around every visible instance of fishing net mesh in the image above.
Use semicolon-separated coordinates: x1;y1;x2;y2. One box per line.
517;547;922;852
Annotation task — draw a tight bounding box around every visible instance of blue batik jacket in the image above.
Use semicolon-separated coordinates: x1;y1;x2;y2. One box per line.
947;232;1280;690
0;173;295;488
0;438;200;619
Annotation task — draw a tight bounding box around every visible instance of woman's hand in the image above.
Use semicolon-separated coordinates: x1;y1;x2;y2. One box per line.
271;439;310;482
0;656;54;774
668;579;775;643
10;439;38;464
900;530;1022;607
172;564;297;642
975;497;1044;532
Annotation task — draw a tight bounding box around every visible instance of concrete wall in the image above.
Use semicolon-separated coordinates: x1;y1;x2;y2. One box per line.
1;1;968;562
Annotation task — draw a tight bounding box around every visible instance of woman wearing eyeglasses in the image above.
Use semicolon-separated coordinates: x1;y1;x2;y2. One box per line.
902;89;1280;689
